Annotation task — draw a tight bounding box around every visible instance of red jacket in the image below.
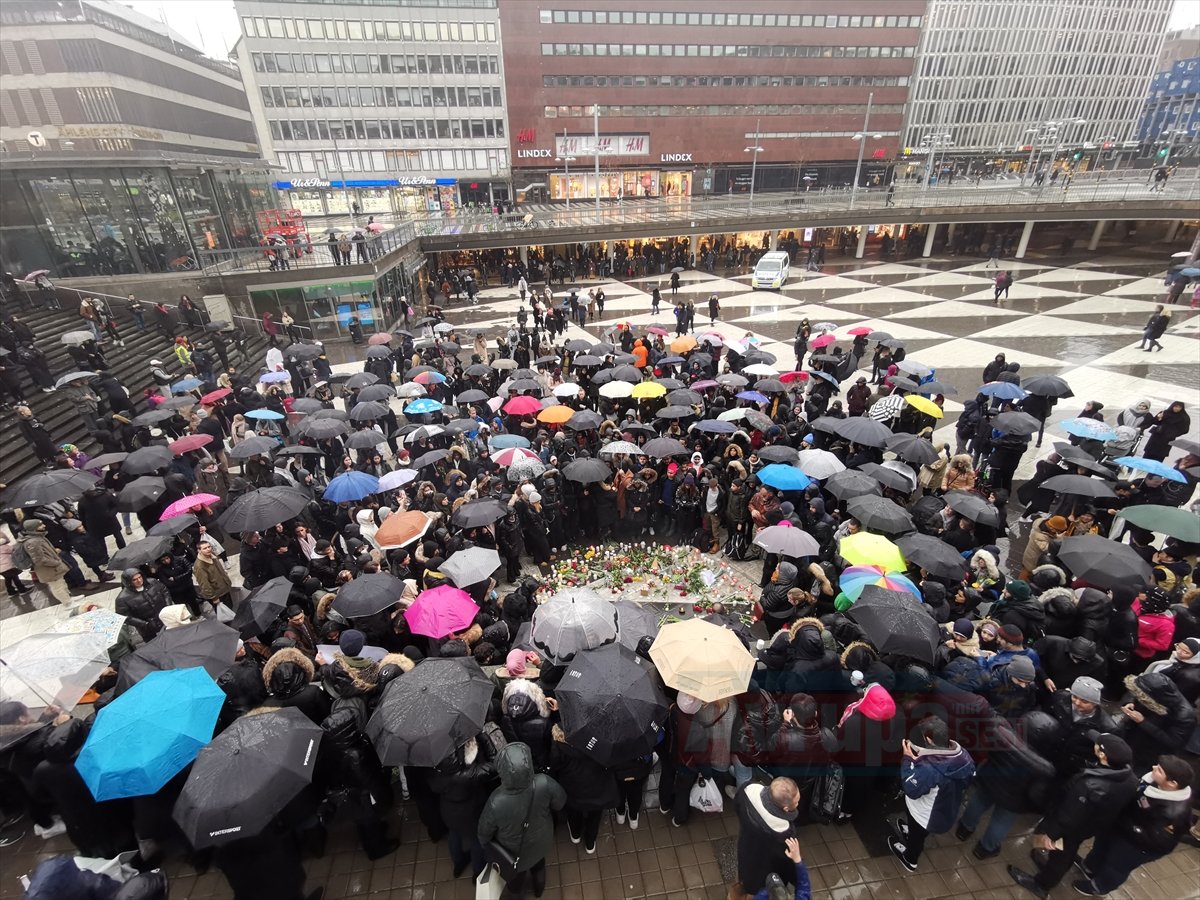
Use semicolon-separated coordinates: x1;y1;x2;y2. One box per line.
1133;599;1175;659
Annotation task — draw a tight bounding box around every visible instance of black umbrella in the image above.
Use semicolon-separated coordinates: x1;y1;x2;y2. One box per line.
413;448;450;470
228;436;279;460
656;405;694;420
365;346;393;360
452;498;508;528
859;462;916;494
921;380;958;396
88;452;129;469
832;417;893;448
885;433;941;466
332;572;406;619
116;619;239;694
345;429;385;449
1056;534;1154;590
943;490;1002;528
276;445;324;457
564;410;603;431
217;486;311;533
571;354;603;367
556;644;669;767
991;411;1040;436
565;339;592;352
2;469;98;508
107;534;173;570
204;321;229;332
757;445;799;464
1172;437;1200;456
366;658;494;767
122;446;173;475
133;409;178;426
456;389;489;404
824;469;882;500
288;399;326;414
230;576;294;639
614;601;661;652
295;418;349;440
895;533;969;580
173;707;323;849
463;364;494;377
562;458;612;484
809;416;843;434
349;400;391;422
667;389;703;406
1040;474;1118;499
148;513;199;536
117;476;166;512
621;423;657;441
845;584;941;664
1022;375;1074;399
284;344;323;360
846;495;915;535
357;384;395;403
642;437;689;458
345;372;379;389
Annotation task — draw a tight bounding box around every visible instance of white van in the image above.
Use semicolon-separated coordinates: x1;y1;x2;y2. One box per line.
751;251;790;289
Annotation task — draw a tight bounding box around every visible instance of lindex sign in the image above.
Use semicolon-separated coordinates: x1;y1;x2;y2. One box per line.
660;153;693;163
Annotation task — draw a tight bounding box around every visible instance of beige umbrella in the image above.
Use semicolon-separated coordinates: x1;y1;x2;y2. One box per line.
648;619;754;703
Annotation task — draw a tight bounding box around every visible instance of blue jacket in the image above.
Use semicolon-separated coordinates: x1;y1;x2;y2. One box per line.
900;741;976;834
980;646;1040;673
752;862;811;900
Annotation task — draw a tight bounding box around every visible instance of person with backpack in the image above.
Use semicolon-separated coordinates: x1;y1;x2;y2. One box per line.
16;520;72;609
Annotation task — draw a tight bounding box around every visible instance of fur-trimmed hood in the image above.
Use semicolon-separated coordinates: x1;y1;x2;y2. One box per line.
1030;563;1068;591
839;640;877;669
379;652;415;674
1039;586;1078;612
502;676;550;719
970;549;1000;581
551;722;567;743
1124;672;1184;717
788;616;825;638
637;467;658;485
723;443;744;460
457;622;483;647
262;647;314;694
725;459;747;479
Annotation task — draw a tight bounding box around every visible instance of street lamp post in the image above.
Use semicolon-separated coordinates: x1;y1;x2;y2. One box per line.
593;105;601;212
918;133;951;199
744;118;763;211
555;128;576;210
849;92;881;209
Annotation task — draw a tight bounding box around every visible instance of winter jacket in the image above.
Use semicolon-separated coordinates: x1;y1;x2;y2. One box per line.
499;678;555;771
318;699;393;819
19;522;68;582
1146;654;1200;704
318;653;381;700
429;734;499;835
548;724;618;811
1044;689;1119;776
900;740;975;833
477;742;567;873
971;713;1057;814
1039;762;1139;843
1115;773;1193;856
1121;672;1197;766
989;594;1046;640
735;782;797;893
982;663;1038;720
1033;633;1106;688
1132;599;1175;659
931;659;995;760
193;554;232;600
261;647;331;724
114;569;171;641
676;697;738;770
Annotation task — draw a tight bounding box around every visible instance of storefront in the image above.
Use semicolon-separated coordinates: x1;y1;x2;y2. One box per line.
545;168;695;201
273;177;459;217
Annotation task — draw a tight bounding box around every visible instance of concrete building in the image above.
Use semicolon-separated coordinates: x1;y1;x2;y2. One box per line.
1138;27;1200;162
900;0;1174;177
0;0;275;279
233;0;511;216
500;2;925;199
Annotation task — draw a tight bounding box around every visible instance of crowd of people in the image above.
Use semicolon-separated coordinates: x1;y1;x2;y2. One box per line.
0;261;1197;900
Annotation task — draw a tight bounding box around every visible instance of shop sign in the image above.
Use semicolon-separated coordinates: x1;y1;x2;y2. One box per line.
517;149;552;158
273;177;457;189
555;134;650;157
517;128;537;144
660;153;693;163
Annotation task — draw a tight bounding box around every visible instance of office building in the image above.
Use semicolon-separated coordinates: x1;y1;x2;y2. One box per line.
0;0;275;279
900;0;1173;174
1138;27;1199;159
500;3;925;199
234;0;511;215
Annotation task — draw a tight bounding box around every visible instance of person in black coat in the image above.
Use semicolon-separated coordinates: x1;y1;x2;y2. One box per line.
735;777;800;895
319;700;398;860
213;827;309;900
499;678;554;770
429;728;499;878
114;568;170;642
1034;635;1106;696
260;647;331;725
15;405;56;461
1043;676;1119;776
931;657;994;761
1120;671;1197;769
548;723;619;853
1146;637;1200;704
216;652;267;728
31;719;137;858
77;484;126;550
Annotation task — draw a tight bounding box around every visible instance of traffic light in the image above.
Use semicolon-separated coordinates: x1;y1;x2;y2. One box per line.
1157;146;1170;158
1072;150;1083;161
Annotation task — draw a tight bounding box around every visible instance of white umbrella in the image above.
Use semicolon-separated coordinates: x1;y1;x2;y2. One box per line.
554;383;581;398
796;449;846;480
599;381;634;399
397;383;427;398
378;469;418;492
742;363;779;377
531;588;618;664
718;408;748;422
507;456;546;482
881;459;918;490
599;440;642;456
0;631;111;748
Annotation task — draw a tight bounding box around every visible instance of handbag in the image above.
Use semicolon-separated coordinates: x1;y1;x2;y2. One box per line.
475;864;505;900
807;762;846;824
688;775;724;814
484;782;537;881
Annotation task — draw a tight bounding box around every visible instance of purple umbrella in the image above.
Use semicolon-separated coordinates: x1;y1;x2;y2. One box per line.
403;584;479;638
736;390;770;403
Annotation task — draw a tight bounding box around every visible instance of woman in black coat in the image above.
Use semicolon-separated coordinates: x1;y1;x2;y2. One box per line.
1142;401;1190;461
319;700;398;860
499;678;554;770
549;724;619;853
429;730;499;877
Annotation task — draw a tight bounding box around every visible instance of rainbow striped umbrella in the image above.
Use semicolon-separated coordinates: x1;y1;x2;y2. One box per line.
834;565;923;612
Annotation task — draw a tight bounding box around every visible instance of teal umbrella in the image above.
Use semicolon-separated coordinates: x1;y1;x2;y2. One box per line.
1118;505;1200;544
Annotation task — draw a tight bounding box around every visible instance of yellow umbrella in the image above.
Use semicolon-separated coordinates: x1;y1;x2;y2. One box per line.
649;619;754;703
905;394;944;419
537;405;575;424
670;335;697;353
630;382;666;399
839;532;906;571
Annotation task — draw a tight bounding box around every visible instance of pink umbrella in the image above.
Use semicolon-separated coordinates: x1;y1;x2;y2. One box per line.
160;493;221;521
503;395;541;416
404;584;479;638
492;446;538;467
367;222;384;234
810;334;837;349
779;371;810;383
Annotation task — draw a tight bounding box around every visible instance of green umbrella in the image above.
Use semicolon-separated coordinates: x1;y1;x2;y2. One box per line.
1118;505;1200;544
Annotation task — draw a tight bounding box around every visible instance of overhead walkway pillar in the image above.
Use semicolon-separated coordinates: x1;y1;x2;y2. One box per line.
1015;221;1036;259
1088;220;1107;251
922;224;938;257
855;227;868;259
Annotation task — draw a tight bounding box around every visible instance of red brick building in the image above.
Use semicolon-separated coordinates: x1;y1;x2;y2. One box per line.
500;2;926;200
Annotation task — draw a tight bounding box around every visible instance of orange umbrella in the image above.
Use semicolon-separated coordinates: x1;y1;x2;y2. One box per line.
670;335;697;353
374;510;434;549
537;405;575;424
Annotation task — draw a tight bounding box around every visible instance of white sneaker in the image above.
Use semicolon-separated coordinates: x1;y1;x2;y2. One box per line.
615;807;626;825
724;785;738;800
628;814;639;831
34;819;66;839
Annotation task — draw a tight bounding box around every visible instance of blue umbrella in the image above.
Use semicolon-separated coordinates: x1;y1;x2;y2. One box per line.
1115;457;1188;483
75;667;224;801
756;464;813;491
489;434;531;450
693;419;737;434
404;398;444;415
1177;266;1200;278
978;381;1027;401
1060;418;1118;441
324;470;380;502
244;408;285;420
736;390;770;403
171;377;202;394
259;371;290;384
808;370;841;388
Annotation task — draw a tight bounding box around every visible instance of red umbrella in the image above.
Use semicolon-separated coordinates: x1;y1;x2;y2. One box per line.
160;493;222;520
200;388;231;405
403;584;479;638
779;371;810;383
503;395;541;416
367;333;393;346
170;434;213;455
647;327;669;336
810;334;837;349
846;326;873;336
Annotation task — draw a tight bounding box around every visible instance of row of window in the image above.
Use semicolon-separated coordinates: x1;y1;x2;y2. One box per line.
544;103;900;118
542;74;910;89
268;117;506;143
76;87;120;123
539;10;923;29
251;51;500;77
539;43;917;59
241;15;498;45
277;146;505;179
259;85;504;110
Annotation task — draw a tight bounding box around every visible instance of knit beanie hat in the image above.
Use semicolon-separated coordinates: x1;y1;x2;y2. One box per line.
952;618;974;640
339;629;366;657
1006;580;1031;602
1007;656;1036;682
